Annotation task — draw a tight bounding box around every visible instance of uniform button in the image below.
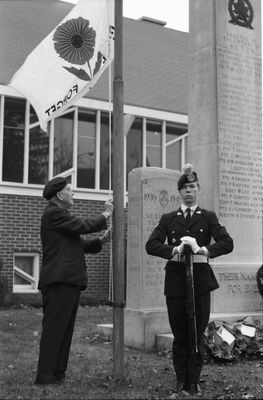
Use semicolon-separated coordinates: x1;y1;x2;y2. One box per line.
172;238;176;243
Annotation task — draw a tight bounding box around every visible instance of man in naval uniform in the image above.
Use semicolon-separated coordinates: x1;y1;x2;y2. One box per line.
145;164;234;395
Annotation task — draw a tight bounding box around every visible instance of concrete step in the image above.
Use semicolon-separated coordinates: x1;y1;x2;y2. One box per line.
97;323;173;351
97;312;263;352
97;323;113;338
156;333;173;351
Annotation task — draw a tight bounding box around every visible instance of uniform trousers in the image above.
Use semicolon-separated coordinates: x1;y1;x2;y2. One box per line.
35;282;81;384
166;292;210;388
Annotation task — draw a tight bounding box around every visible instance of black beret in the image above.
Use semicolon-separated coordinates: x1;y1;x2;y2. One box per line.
43;177;67;200
177;163;199;190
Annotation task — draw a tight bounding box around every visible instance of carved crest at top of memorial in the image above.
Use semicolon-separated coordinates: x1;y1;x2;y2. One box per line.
158;189;169;208
228;0;254;29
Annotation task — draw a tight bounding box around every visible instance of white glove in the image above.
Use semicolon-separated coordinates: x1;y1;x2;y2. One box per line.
170;242;185;260
176;242;185;255
180;236;200;254
103;199;114;218
100;227;112;244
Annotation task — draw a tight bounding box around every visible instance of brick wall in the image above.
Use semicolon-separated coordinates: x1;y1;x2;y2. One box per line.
0;193;127;304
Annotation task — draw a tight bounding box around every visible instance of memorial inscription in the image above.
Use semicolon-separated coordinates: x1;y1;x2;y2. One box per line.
217;12;261;221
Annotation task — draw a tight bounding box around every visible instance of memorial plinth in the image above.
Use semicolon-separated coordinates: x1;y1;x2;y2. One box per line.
125;167;181;349
188;0;262;316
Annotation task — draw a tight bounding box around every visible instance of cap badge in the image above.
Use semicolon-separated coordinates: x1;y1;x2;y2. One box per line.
187;172;195;182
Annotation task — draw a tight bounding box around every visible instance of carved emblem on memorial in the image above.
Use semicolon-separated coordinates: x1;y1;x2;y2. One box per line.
158;189;169;208
228;0;254;29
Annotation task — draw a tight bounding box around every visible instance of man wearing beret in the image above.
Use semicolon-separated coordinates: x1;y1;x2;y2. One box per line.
145;164;233;396
34;176;114;385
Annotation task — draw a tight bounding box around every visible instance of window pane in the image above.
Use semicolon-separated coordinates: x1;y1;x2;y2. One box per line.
126;117;142;188
146;120;162;167
14;256;33;285
166;141;181;170
30;105;38;125
4;97;25;129
14;275;29;285
166;123;188;170
53;112;74;176
2;98;25;182
3;128;24;182
77;110;96;188
100;112;112;190
15;256;33;275
29;126;49;184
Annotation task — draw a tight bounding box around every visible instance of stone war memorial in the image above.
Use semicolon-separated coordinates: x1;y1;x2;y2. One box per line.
188;0;262;318
125;0;262;350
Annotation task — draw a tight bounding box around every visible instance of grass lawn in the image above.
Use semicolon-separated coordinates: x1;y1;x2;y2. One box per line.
1;305;263;399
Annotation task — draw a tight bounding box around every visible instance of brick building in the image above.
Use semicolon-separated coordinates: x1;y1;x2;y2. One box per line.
0;0;188;304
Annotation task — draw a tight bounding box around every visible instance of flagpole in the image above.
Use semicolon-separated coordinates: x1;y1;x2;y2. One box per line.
112;0;125;379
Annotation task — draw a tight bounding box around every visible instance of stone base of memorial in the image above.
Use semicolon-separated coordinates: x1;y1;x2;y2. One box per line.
124;309;170;350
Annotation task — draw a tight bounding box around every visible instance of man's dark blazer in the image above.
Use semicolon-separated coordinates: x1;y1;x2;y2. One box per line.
38;203;107;290
145;206;234;297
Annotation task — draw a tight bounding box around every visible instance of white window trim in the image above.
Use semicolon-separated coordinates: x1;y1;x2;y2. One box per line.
13;252;39;293
0;92;188;201
0;96;4;180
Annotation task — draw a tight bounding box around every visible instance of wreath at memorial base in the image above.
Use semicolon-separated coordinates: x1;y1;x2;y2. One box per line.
204;317;263;362
256;265;263;297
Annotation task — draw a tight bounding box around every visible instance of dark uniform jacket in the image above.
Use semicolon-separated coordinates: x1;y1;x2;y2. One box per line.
38;203;107;290
145;206;234;297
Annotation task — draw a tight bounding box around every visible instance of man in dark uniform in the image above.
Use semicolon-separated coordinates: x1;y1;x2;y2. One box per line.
34;176;114;385
145;164;233;395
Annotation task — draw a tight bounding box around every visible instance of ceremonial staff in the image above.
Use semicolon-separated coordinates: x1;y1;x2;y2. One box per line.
184;244;198;385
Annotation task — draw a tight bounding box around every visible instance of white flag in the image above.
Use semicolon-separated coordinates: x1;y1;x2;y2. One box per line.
9;0;114;131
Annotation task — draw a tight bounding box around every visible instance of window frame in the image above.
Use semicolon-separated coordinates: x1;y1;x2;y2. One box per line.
0;94;188;198
13;252;40;293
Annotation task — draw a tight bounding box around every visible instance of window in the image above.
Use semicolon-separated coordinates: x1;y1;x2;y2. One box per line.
146;120;162;167
166;122;188;171
126;117;142;187
29;126;49;184
54;112;74;176
13;253;39;293
77;109;96;188
0;95;188;192
100;112;112;190
2;98;26;182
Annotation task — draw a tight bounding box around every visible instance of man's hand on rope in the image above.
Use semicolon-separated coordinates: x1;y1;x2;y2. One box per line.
102;199;114;219
100;227;112;244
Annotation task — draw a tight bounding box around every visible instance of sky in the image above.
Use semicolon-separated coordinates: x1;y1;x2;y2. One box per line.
60;0;189;32
123;0;189;32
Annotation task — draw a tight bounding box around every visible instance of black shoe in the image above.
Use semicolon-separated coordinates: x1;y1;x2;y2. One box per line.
189;383;202;396
34;373;59;385
176;381;186;392
55;372;65;382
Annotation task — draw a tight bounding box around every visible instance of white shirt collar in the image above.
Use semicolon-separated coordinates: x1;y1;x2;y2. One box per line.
181;204;198;213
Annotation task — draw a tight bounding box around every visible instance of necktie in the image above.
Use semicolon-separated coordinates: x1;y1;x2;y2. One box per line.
185;208;191;226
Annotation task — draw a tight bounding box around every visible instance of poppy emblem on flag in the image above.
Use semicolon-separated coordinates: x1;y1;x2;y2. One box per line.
53;17;105;81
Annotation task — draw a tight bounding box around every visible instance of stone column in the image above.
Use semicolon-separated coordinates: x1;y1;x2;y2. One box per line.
188;0;262;316
125;167;181;349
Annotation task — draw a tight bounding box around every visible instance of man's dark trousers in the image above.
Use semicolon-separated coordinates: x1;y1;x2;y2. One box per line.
35;283;81;384
166;293;210;387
